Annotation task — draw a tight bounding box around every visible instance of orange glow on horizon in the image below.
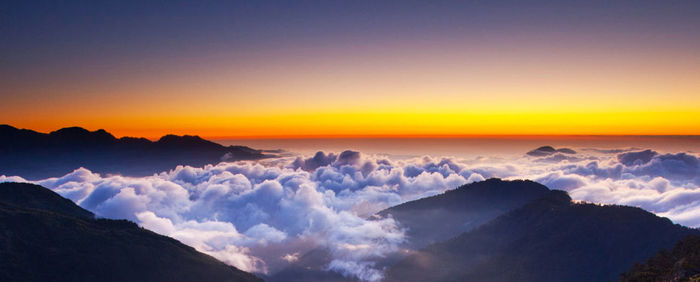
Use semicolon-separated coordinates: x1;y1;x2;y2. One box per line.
3;35;699;139
6;110;699;140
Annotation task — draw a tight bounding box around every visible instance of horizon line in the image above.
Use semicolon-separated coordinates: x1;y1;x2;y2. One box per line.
208;134;700;140
5;124;700;140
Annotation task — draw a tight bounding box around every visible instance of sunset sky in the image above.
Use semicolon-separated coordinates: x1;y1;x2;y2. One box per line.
2;1;699;138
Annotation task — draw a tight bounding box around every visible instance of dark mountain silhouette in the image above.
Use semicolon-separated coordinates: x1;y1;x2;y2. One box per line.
385;190;699;282
269;179;551;281
526;145;577;157
378;178;551;249
0;125;274;179
621;235;700;281
0;181;94;219
0;182;261;282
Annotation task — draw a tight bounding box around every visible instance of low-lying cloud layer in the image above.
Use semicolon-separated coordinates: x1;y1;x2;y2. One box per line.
1;147;699;281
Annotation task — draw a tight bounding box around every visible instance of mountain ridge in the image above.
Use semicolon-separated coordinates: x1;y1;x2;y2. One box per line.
385;189;699;282
376;178;551;248
0;182;261;282
0;125;274;179
621;234;700;281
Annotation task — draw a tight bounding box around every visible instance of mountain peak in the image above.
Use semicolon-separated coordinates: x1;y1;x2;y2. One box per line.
526;189;572;207
155;134;221;150
374;178;551;249
51;126;90;134
49;126;117;144
446;178;550;198
157;134;207;143
0;182;94;219
527;146;577;157
0;124;17;131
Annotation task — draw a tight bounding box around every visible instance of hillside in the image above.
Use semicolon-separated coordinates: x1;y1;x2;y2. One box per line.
0;125;272;179
621;235;700;281
385;190;699;282
377;178;551;248
0;182;261;282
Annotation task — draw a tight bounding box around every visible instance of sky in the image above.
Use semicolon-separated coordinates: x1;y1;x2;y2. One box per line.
2;0;700;138
1;3;700;278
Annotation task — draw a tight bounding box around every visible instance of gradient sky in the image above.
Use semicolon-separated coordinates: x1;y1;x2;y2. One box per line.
2;0;699;138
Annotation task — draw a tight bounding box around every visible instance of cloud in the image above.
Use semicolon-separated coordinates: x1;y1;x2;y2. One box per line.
0;175;26;183
535;172;587;191
281;252;300;263
2;148;699;281
534;153;588;163
293;151;337;171
328;260;383;282
524;150;700;226
5;152;456;280
617;149;658;166
626;152;700;183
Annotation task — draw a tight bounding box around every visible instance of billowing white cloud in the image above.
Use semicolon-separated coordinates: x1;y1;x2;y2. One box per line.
1;148;699;281
1;152;464;280
528;150;700;227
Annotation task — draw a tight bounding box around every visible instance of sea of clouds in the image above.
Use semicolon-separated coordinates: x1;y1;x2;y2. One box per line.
1;147;699;281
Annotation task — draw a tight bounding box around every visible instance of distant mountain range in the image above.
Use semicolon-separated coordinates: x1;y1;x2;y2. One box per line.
0;182;261;282
272;179;699;282
0;125;274;179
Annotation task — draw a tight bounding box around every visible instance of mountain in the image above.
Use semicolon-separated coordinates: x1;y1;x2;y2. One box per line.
0;182;261;282
385;190;699;282
269;179;552;281
0;125;274;179
0;181;94;219
621;235;700;281
526;146;576;157
377;178;551;249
